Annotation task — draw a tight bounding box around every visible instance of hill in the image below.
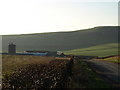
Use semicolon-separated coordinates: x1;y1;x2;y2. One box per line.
63;43;118;57
2;26;118;52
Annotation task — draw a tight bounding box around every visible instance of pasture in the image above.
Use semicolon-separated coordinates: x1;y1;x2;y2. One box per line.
64;43;118;57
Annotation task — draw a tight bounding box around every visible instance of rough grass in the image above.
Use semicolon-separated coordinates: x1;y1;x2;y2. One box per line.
2;59;72;89
64;43;118;57
2;55;111;88
2;55;55;75
99;56;120;64
68;59;111;88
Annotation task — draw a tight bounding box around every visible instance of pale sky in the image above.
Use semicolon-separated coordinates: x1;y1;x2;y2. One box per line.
0;0;119;35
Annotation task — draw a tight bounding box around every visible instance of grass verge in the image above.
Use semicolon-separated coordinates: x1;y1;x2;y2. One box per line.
99;56;120;64
67;59;111;88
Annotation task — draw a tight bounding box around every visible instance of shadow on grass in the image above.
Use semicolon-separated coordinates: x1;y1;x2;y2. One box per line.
67;59;111;88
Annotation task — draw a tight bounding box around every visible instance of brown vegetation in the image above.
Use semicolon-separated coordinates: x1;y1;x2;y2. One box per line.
2;55;73;89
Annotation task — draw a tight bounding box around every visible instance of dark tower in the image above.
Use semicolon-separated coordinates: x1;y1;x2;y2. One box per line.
8;43;16;55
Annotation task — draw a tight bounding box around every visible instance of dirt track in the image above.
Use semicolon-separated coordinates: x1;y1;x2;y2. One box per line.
83;59;120;87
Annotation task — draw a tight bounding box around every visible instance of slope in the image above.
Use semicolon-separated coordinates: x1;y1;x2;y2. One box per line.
2;26;118;52
63;43;118;57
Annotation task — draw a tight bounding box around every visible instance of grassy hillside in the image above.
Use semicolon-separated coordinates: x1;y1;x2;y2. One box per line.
2;26;118;52
63;43;118;57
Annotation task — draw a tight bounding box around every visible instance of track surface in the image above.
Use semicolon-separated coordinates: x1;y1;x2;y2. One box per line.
83;59;120;86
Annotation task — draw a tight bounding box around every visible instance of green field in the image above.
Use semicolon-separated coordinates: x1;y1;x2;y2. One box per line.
64;43;118;57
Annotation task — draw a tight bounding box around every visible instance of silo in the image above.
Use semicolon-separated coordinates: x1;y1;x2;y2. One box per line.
8;43;16;55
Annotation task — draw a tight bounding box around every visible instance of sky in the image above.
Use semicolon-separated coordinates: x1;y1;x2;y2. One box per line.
0;0;119;35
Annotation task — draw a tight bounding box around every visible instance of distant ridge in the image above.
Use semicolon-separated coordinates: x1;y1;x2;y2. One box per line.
2;26;118;52
1;26;118;36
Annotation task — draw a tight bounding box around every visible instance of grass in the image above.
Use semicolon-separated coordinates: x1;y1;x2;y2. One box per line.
64;43;118;57
1;55;112;88
2;55;55;75
99;56;120;64
68;59;111;88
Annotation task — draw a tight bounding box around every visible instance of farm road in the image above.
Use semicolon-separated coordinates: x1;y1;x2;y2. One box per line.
83;59;120;86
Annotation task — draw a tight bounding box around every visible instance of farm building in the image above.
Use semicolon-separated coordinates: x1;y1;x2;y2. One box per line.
16;52;48;56
8;43;16;55
25;50;57;56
